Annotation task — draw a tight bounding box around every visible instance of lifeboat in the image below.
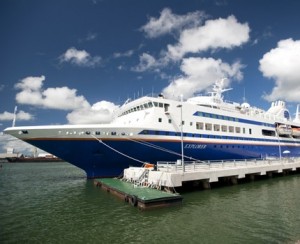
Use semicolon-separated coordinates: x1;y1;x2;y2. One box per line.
276;124;292;136
292;127;300;137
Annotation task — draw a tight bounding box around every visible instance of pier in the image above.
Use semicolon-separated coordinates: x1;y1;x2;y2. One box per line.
94;157;300;209
123;157;300;190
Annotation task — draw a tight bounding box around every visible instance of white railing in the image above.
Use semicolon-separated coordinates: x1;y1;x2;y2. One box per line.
157;158;296;172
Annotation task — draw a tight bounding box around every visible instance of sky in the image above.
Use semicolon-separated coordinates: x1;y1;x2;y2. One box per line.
1;0;300;154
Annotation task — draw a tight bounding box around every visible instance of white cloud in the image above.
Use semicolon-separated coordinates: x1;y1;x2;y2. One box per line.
67;101;119;124
0;110;33;121
12;76;119;125
140;8;206;38
259;38;300;102
131;53;158;72
162;57;244;99
15;76;90;110
15;75;44;90
167;15;250;60
59;47;101;67
42;87;89;110
0;84;5;91
113;49;134;58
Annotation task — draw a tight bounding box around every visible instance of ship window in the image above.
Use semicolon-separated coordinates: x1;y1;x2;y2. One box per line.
249;128;252;134
214;124;220;131
205;123;212;131
154;102;158;107
164;104;169;112
221;125;227;132
95;131;101;135
196;122;203;130
262;129;275;136
148;102;153;108
144;103;149;109
235;127;241;133
168;119;172;123
159;103;163;108
243;128;246;134
85;131;91;135
190;122;193;126
21;130;28;134
111;132;116;135
229;126;234;133
158;118;162;122
143;130;148;134
182;121;185;125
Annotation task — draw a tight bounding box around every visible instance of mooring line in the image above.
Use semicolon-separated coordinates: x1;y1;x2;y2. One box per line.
91;135;145;164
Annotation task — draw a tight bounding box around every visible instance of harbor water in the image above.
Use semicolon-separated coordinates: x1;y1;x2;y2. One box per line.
1;162;300;244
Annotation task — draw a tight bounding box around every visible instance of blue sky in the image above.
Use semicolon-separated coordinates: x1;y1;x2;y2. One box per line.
1;0;300;153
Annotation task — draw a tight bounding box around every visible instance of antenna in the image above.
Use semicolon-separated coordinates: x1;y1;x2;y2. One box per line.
243;87;247;103
295;104;300;122
12;106;17;127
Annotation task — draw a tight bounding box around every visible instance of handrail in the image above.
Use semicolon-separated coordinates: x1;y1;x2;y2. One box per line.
157;157;295;172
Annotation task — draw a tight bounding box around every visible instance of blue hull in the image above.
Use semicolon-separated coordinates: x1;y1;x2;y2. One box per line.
24;138;300;178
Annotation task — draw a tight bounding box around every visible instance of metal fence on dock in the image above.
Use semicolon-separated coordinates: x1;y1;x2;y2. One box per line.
157;158;297;173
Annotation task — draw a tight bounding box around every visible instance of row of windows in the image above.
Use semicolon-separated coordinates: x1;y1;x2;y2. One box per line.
120;101;170;117
157;118;253;135
141;130;255;140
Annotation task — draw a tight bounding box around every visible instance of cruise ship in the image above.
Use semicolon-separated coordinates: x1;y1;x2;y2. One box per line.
4;79;300;178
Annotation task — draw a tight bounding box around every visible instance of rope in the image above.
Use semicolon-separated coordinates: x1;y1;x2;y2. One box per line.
91;135;145;164
125;137;201;161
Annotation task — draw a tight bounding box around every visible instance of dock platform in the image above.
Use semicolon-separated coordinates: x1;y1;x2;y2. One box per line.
123;157;300;190
94;158;300;209
94;178;182;210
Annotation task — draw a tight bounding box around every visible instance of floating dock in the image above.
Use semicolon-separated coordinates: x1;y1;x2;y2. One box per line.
94;178;182;210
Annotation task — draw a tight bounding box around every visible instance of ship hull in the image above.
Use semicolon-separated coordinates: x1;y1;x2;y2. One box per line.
21;137;300;178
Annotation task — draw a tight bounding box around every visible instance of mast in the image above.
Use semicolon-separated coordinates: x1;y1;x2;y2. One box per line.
12;106;17;127
295;104;300;122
